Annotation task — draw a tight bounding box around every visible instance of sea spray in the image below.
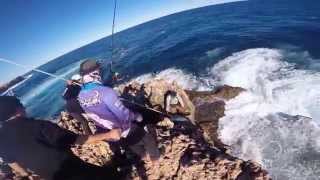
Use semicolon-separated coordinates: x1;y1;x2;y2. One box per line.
214;48;320;180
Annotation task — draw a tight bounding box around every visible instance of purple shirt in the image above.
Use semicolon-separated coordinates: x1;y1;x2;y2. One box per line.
78;83;137;136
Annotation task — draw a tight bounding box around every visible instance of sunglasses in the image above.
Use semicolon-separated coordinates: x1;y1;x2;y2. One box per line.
92;71;101;76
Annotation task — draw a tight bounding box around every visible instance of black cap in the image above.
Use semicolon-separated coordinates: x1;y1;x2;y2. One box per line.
79;59;101;75
0;96;24;122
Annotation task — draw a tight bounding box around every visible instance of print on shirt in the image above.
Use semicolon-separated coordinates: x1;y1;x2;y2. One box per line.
78;91;102;107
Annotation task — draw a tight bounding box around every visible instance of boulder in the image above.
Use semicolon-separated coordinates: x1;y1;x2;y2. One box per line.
118;79;195;123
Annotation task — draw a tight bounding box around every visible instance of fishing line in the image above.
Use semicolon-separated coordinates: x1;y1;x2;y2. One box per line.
0;57;173;119
0;58;70;83
0;59;187;120
1;1;167;117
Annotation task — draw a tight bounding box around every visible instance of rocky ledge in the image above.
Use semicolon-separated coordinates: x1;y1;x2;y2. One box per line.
57;79;270;180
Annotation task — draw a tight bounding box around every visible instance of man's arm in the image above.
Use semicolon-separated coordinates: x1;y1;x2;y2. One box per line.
75;128;121;145
38;122;121;150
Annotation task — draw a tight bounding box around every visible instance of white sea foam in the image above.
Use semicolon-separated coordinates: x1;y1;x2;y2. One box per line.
129;68;214;91
211;48;320;118
131;48;320;179
212;48;320;180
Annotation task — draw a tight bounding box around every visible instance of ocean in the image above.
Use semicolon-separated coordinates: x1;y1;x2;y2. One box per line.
11;0;320;179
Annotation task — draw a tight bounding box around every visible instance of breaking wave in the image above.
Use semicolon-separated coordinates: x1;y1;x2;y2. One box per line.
132;48;320;180
212;48;320;180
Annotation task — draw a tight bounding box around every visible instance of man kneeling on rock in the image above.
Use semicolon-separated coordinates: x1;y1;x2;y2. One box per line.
0;96;124;180
78;60;160;165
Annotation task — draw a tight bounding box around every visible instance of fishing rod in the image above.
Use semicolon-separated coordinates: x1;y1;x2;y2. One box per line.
107;0;119;77
120;98;190;122
111;0;117;61
120;98;171;118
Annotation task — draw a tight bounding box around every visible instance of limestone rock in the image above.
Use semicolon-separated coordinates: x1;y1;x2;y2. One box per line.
186;85;244;149
118;79;195;123
57;112;114;166
129;122;270;180
58;111;97;135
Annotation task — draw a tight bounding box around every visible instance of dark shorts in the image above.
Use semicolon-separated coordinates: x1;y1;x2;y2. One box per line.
120;123;146;147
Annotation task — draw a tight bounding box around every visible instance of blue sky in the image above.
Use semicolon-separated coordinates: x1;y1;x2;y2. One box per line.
0;0;240;83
